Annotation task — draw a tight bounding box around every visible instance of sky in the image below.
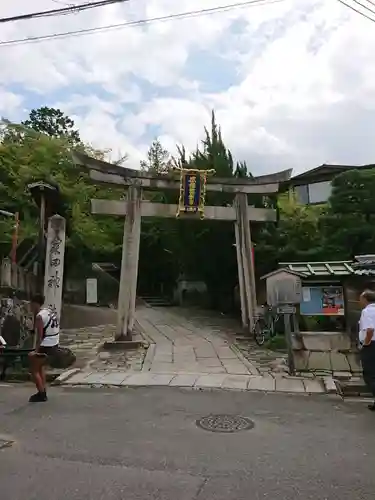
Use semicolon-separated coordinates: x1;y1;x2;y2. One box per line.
1;0;375;175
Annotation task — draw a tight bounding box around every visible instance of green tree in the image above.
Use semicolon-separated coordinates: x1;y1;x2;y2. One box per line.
137;113;241;302
0;122;123;270
137;139;180;293
255;194;325;278
193;111;234;177
171;111;240;308
22;106;81;145
234;161;251;178
140;138;172;175
320;169;375;259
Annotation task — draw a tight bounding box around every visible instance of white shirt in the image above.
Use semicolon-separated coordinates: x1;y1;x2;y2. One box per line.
359;303;375;343
38;308;60;347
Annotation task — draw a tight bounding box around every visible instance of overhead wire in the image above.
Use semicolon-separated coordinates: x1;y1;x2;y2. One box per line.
337;0;375;22
0;0;130;24
0;0;285;48
350;0;375;15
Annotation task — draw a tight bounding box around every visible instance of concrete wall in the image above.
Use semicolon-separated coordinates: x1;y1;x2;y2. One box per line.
292;331;360;376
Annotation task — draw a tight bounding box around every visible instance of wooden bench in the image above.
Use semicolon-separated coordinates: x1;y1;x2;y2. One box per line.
0;347;33;381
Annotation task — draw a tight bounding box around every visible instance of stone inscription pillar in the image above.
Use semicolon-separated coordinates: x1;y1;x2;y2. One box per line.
43;215;66;321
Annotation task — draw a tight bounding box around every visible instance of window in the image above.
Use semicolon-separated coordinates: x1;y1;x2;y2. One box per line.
294;181;332;205
295;184;309;204
308;181;332;204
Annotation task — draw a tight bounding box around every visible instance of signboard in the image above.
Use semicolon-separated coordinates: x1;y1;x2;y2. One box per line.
300;286;344;316
277;305;296;315
86;278;98;304
266;270;302;306
176;168;214;218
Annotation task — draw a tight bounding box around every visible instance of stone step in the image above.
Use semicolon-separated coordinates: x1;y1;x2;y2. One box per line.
141;296;173;307
339;379;371;397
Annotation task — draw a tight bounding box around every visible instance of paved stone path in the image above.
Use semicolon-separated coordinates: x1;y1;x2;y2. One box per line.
137;307;257;375
58;306;333;395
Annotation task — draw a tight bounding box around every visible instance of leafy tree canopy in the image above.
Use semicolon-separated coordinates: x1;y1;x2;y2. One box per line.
0;111;123;270
140;138;172;175
22;106;81;145
321;169;375;259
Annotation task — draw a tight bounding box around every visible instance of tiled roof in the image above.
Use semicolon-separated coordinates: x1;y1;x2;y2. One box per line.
351;255;375;275
279;259;375;277
279;261;354;277
352;269;375;276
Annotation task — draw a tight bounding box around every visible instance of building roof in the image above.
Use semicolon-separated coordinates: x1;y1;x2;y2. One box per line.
260;268;306;280
278;261;354;277
282;163;375;189
291;163;373;181
351;255;375;276
279;257;375;277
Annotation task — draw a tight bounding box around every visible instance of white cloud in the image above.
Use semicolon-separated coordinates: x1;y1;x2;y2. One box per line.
1;0;375;174
73;108;144;166
0;88;24;117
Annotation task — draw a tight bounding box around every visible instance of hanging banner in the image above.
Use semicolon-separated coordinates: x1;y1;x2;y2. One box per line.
176;168;215;218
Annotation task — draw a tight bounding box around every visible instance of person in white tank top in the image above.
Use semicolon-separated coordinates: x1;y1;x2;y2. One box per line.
28;293;60;403
38;307;60;347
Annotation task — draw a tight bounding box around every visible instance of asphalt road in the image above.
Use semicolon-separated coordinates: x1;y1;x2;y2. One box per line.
1;384;374;500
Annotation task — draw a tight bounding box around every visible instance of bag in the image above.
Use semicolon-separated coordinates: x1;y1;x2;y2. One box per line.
49;347;76;369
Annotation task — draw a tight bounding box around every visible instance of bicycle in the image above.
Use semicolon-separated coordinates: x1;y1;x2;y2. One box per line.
252;306;281;346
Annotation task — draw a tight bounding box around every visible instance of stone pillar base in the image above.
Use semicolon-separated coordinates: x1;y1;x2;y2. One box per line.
103;340;144;351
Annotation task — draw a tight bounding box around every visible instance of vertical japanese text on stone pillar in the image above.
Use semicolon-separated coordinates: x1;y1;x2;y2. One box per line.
47;230;62;289
43;215;66;321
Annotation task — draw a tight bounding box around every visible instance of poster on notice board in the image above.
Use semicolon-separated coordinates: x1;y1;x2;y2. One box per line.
300;286;344;316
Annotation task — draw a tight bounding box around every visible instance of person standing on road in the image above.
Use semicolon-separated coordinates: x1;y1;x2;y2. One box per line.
359;289;375;411
28;293;59;403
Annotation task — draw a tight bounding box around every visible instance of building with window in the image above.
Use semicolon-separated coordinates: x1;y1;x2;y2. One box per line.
285;163;375;205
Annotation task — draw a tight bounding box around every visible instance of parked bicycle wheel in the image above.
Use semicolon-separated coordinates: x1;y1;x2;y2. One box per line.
253;317;269;346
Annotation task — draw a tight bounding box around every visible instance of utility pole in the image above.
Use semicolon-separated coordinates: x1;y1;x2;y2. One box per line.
27;181;59;294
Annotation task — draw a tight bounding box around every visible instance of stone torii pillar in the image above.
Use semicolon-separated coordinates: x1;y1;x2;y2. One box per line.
116;184;142;341
234;193;257;331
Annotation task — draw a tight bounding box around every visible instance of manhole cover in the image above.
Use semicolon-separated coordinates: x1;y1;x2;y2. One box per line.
0;439;13;450
196;414;254;433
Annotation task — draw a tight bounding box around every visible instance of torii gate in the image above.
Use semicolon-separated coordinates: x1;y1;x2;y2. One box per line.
73;152;291;342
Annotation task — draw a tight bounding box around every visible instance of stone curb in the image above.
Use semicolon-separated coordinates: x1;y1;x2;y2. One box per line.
59;370;329;395
321;376;340;395
336;379;371;398
135;318;156;372
135;319;155;345
141;343;156;372
53;367;81;385
1;371;61;383
230;343;260;375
